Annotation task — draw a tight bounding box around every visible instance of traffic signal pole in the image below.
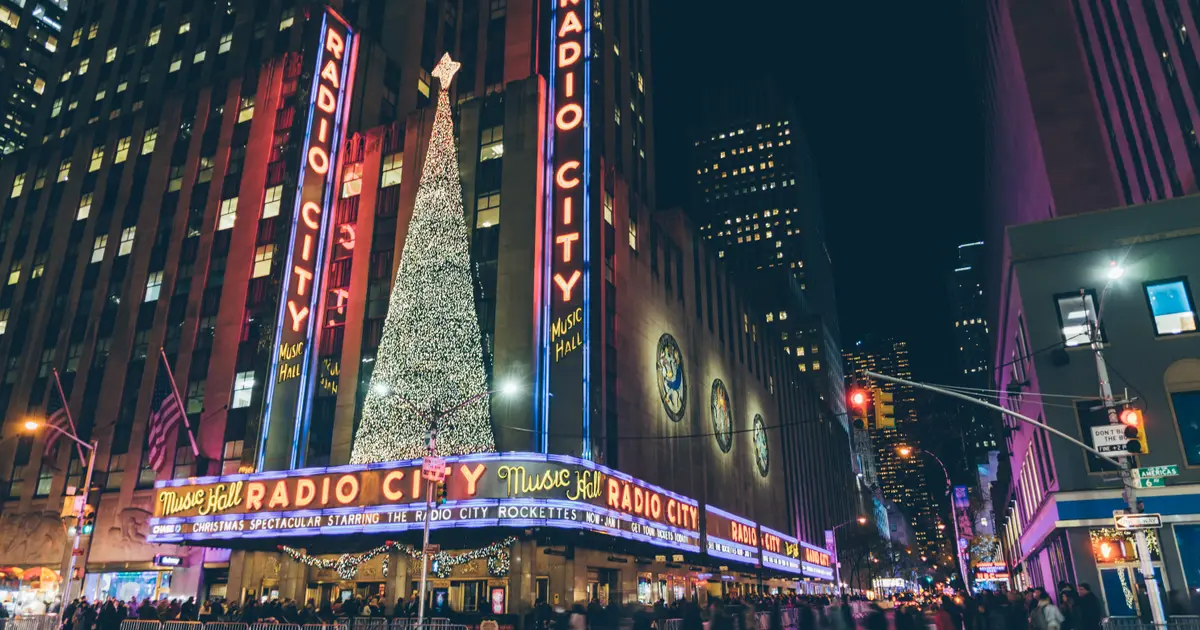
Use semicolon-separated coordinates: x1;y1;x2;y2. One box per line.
1088;320;1167;625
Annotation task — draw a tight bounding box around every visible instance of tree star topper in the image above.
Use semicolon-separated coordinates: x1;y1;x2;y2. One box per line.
432;53;461;89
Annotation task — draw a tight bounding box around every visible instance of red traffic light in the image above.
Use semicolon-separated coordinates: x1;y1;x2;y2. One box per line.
1120;408;1142;427
849;389;868;409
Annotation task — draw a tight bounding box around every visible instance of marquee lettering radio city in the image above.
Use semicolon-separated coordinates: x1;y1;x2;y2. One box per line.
148;453;832;576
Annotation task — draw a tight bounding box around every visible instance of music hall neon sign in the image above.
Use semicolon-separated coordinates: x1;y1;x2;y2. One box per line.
538;0;591;456
259;8;357;470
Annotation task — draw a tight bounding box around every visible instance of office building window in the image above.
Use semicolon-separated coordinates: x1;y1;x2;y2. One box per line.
91;235;108;263
237;96;254;123
118;227;136;256
342;163;362;198
262;186;282;218
232;371;255;408
1054;290;1102;347
381;153;403;187
480;126;503;161
144;271;163;302
114;136;131;163
147;26;161;46
476;193;500;228
221;440;243;475
279;9;295;30
57;158;71;182
10;174;22;198
89;146;104;172
218;33;233;54
1144;279;1197;336
252;245;275;278
218;197;238;230
6;262;18;285
0;309;9;335
76;193;93;220
142;127;157;154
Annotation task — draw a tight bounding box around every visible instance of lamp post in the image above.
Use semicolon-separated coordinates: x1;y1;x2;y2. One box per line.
898;446;969;591
375;382;521;628
830;515;867;594
25;419;96;607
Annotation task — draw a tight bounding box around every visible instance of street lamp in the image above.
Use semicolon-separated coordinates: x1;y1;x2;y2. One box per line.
25;419;96;608
830;516;869;594
401;383;521;628
897;446;969;590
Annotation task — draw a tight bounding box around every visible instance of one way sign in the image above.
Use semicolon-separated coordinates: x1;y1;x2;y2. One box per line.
1114;513;1163;530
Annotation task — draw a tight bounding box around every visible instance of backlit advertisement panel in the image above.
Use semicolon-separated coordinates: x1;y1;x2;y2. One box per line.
704;505;759;566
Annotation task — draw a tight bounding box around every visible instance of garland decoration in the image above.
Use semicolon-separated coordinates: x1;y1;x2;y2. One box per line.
278;536;517;580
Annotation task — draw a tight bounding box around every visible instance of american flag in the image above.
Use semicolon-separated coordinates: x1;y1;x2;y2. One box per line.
42;384;71;458
147;365;185;471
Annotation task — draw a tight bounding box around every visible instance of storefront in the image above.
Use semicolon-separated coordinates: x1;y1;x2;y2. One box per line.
83;570;173;603
148;452;832;616
0;567;61;614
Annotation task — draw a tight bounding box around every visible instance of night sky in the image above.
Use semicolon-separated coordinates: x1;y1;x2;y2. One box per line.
652;1;985;384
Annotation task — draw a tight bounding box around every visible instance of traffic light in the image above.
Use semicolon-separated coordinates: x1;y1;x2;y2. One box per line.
435;481;448;505
849;388;870;429
873;388;895;429
80;506;96;535
1120;407;1148;454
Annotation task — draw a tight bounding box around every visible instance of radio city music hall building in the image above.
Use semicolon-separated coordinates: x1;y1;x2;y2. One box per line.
0;0;854;616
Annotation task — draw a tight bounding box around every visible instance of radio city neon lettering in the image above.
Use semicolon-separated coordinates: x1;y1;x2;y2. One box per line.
804;547;832;568
606;477;699;531
761;531;782;555
550;1;585;304
730;521;758;547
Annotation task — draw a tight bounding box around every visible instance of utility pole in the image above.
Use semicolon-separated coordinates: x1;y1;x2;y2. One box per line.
1085;295;1167;625
416;417;438;628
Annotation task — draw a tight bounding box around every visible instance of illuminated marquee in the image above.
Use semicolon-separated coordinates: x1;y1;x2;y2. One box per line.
705;505;760;566
760;526;802;576
800;541;834;580
259;8;358;470
149;453;701;551
537;0;592;456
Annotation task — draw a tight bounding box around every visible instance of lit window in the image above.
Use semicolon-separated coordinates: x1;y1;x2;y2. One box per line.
480;126;503;161
88;22;99;39
237;96;254;123
279;9;294;30
114;136;131;163
95;89;105;101
148;26;161;46
34;168;46;190
1145;278;1197;336
0;309;9;334
218;33;232;54
31;254;45;279
603;192;613;225
78;59;89;75
142;127;158;154
629;222;638;250
169;52;182;73
144;271;163;302
118;227;136;256
231;371;255;408
51;98;62;118
76;193;93;220
1054;291;1101;347
167;165;184;192
262;186;283;218
106;47;116;62
381;153;403;187
117;81;128;93
6;262;18;285
812;361;821;371
70;27;81;46
57;159;71;183
33;77;45;95
197;156;215;183
178;20;191;34
476;193;500;228
10;174;23;198
91;235;107;263
342;163;362;198
252;245;275;278
89;146;104;172
218;197;238;230
193;46;206;64
779;311;787;320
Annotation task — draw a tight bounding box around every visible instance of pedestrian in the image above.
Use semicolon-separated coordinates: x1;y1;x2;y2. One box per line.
99;600;119;630
1073;584;1102;630
1032;592;1065;630
137;599;158;621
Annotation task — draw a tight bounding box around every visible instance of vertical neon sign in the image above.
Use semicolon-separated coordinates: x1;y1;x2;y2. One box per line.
258;9;357;471
537;0;591;458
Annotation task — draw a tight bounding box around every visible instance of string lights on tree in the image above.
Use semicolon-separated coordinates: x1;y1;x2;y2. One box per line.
350;53;495;464
278;536;517;580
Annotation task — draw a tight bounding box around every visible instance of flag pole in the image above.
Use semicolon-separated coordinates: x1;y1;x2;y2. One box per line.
51;368;86;463
159;348;200;458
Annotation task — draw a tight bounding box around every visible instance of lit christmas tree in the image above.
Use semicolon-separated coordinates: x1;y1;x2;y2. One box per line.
350;53;495;464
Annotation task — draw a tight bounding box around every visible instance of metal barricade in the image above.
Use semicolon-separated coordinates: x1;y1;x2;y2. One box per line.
304;623;348;630
662;619;682;630
350;619;387;630
6;615;60;630
122;621;164;630
1103;617;1200;630
249;623;301;630
165;621;206;630
207;623;249;630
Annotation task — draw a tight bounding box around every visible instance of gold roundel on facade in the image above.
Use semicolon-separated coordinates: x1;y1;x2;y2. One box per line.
656;333;687;422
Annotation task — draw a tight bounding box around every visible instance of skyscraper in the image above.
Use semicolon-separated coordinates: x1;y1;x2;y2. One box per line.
689;83;844;424
844;335;940;555
0;0;66;154
951;241;998;462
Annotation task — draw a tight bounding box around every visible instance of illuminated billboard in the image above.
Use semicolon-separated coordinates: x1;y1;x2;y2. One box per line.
259;8;358;470
149;453;700;551
537;0;592;457
704;505;759;566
